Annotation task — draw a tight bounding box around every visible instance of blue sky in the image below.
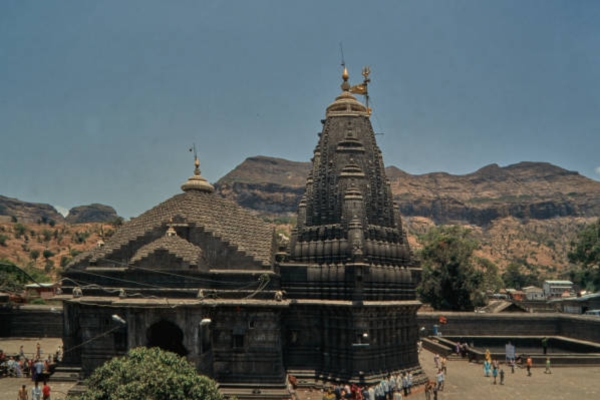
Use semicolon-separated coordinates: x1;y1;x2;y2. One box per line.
1;0;599;218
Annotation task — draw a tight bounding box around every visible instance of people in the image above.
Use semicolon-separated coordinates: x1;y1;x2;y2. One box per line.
18;384;29;400
424;380;434;400
526;355;533;376
542;337;548;355
545;357;552;374
34;359;44;382
42;381;51;400
436;368;445;391
31;382;42;400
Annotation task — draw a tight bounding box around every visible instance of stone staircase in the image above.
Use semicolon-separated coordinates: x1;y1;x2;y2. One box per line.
51;365;82;382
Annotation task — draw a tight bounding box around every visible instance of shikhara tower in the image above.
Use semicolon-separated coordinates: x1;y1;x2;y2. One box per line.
280;67;422;382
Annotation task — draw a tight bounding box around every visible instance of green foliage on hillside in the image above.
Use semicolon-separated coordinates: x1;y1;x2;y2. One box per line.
568;218;600;291
501;262;540;289
0;259;51;294
417;225;490;311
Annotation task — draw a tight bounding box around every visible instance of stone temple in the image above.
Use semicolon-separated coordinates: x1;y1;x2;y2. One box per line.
61;67;423;398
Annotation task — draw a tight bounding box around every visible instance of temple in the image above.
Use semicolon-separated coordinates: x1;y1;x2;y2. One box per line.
61;67;423;398
279;66;422;383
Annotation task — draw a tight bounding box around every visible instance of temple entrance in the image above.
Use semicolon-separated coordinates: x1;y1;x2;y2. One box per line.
146;320;189;356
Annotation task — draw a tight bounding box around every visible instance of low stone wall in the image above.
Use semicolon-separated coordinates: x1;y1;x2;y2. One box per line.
0;305;63;338
417;312;600;343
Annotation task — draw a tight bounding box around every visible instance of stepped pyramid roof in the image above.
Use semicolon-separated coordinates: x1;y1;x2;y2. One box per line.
66;158;274;272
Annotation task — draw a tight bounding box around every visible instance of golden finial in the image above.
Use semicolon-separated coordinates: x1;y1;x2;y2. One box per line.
194;157;200;176
182;144;214;193
190;144;200;175
342;66;349;81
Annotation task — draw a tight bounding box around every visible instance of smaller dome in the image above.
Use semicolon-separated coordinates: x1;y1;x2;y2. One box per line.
326;68;369;117
181;157;214;193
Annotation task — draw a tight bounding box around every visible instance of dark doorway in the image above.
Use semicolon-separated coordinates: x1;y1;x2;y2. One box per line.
146;320;189;356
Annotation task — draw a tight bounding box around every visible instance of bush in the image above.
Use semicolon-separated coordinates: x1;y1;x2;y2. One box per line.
68;347;224;400
14;223;26;239
0;234;8;246
60;256;72;268
29;249;40;262
42;249;55;260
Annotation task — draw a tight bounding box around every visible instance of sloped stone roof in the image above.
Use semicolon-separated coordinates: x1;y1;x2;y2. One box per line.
68;190;274;268
130;234;204;267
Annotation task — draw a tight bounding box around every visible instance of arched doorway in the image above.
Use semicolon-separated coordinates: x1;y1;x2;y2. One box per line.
146;320;189;356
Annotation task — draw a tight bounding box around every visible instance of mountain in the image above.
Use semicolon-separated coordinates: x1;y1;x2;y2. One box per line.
216;156;310;215
65;204;119;224
215;158;600;224
0;195;65;224
215;157;600;274
388;162;600;225
0;196;121;224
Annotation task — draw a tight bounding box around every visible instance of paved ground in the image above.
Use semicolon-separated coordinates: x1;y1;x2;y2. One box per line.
0;338;76;400
3;338;599;400
295;349;600;400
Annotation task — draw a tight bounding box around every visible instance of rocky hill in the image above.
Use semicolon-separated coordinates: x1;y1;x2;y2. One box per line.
0;195;65;224
65;204;119;224
215;157;600;275
2;157;598;279
0;196;120;225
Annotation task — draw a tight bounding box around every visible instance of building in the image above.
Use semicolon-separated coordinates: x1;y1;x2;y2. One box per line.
543;280;574;299
61;67;423;397
549;292;600;314
522;286;545;301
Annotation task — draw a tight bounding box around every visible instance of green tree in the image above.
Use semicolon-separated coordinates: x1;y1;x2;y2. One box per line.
417;225;486;311
568;218;600;291
68;347;224;400
42;249;55;260
501;262;540;290
13;223;26;239
475;257;504;293
29;249;40;263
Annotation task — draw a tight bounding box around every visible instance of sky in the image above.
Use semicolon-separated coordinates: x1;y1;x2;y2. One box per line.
1;0;599;219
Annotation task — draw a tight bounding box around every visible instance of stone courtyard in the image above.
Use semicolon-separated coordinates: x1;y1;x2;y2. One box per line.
294;347;600;400
2;337;600;399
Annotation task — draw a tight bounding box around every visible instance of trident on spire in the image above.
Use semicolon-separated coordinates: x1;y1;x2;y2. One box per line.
350;66;372;115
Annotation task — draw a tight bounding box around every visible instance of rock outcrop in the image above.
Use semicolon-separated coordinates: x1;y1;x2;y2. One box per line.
216;158;600;226
0;195;64;224
65;204;120;224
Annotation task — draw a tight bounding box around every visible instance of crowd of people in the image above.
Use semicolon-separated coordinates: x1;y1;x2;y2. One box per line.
0;342;63;400
320;371;418;400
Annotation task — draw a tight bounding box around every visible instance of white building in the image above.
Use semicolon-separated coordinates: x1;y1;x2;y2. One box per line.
523;285;545;301
543;280;574;299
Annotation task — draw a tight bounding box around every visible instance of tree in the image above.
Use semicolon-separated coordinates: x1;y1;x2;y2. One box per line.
501;263;540;290
68;347;225;400
417;225;488;311
42;249;54;260
13;223;26;239
29;249;40;263
568;218;600;291
568;218;600;268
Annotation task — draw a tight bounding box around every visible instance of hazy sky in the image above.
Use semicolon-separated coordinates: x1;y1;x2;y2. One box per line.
2;0;599;218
